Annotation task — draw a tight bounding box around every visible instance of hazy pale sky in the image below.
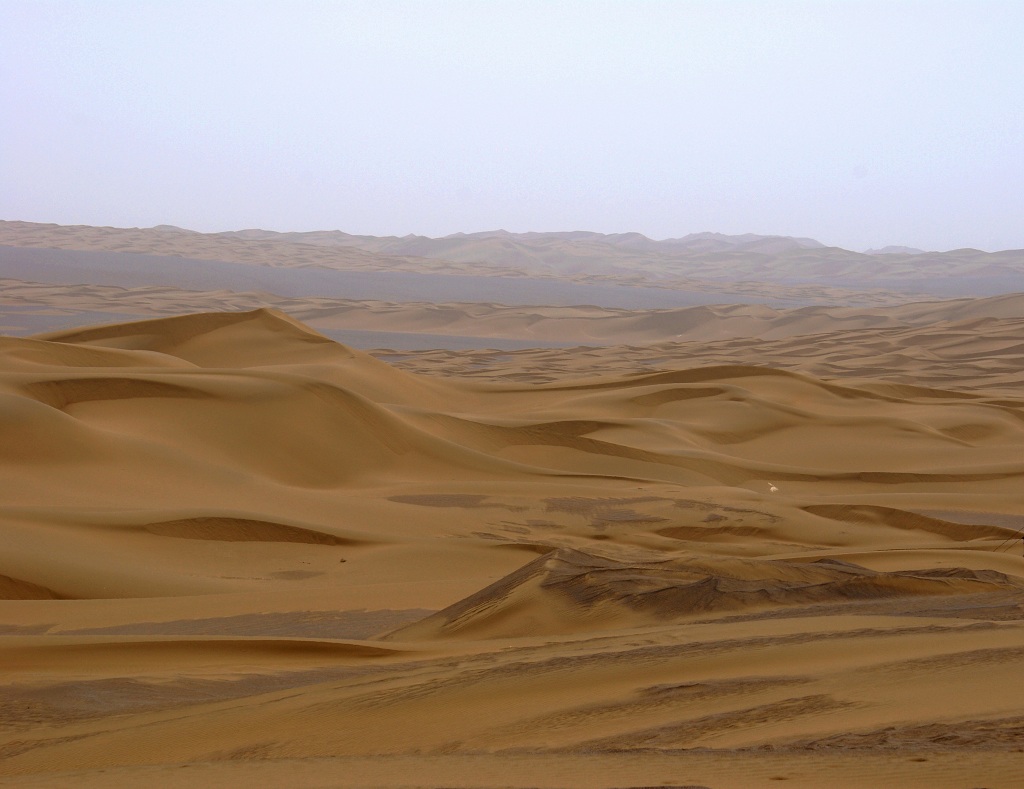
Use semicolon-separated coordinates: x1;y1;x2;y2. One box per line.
3;1;1022;251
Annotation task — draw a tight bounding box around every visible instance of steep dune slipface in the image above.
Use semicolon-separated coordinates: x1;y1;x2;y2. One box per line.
1;309;1023;788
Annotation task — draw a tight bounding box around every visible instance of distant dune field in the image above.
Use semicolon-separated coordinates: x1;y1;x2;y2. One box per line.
1;223;1023;788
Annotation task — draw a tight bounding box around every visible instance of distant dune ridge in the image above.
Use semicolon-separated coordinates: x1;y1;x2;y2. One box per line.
1;223;1024;787
5;219;1024;301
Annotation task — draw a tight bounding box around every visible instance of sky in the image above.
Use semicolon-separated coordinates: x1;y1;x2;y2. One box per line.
2;1;1023;251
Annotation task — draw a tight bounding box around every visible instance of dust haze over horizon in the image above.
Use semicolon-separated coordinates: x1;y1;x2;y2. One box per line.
3;1;1023;253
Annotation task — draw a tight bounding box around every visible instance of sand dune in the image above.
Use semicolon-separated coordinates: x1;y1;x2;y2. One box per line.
2;220;969;304
202;224;1024;297
1;305;1023;787
5;275;1024;350
7;220;1022;299
387;547;1023;640
383;311;1024;396
2;223;1024;786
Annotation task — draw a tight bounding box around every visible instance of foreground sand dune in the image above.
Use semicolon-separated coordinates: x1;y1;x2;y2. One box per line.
1;307;1023;787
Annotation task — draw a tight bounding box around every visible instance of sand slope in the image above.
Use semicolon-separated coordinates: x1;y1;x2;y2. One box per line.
1;308;1023;787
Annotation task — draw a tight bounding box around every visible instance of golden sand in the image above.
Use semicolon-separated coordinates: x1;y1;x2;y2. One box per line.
1;225;1023;788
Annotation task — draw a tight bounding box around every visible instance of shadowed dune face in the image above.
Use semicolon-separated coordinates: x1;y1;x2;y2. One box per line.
0;574;65;601
1;307;1023;787
141;517;358;545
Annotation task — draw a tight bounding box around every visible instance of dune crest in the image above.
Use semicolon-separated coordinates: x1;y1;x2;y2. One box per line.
38;307;343;365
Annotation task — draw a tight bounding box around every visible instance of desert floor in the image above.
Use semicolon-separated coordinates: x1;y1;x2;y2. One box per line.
1;225;1023;788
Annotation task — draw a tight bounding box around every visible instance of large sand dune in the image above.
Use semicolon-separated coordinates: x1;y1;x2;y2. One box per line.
2;305;1023;787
